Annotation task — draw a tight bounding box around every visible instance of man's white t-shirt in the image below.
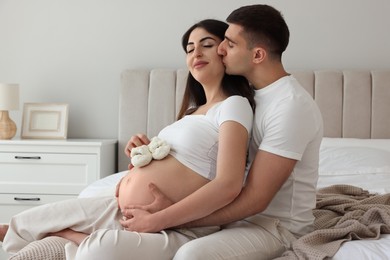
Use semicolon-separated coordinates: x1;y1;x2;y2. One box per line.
248;75;323;237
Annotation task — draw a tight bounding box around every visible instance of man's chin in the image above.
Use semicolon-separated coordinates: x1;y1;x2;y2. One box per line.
225;67;237;75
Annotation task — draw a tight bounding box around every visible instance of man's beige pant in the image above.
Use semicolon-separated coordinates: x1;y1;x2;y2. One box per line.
3;197;218;260
174;215;296;260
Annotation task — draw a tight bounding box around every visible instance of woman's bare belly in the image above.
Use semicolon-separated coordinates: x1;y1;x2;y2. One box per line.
117;155;209;210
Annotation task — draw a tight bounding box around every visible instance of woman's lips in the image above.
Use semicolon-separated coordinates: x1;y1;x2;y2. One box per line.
193;61;208;69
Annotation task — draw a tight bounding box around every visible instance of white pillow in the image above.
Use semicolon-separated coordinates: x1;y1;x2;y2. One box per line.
318;138;390;193
319;146;390;175
78;171;127;198
80;138;390;197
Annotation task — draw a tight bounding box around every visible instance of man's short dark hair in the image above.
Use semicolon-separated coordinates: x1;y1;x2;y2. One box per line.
227;4;290;59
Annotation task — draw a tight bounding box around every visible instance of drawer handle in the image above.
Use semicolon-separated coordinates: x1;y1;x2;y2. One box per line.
14;156;41;160
14;197;41;201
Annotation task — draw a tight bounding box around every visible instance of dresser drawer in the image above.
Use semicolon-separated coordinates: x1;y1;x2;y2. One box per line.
0;193;75;223
0;152;97;195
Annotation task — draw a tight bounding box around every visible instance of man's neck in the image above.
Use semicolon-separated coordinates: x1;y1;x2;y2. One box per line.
249;63;288;90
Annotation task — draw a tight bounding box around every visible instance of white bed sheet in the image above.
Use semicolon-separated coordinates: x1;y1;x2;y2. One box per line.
318;138;390;259
79;137;390;259
332;234;390;260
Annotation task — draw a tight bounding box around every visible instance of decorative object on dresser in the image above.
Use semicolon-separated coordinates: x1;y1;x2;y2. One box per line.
0;83;19;140
0;138;117;223
21;103;69;139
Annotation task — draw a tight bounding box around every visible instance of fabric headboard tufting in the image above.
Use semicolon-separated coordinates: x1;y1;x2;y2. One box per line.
118;69;390;171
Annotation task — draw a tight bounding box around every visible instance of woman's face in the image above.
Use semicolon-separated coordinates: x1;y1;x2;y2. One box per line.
185;27;225;86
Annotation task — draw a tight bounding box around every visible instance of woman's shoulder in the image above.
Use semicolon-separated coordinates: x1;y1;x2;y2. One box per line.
220;95;252;110
216;95;254;132
224;95;249;102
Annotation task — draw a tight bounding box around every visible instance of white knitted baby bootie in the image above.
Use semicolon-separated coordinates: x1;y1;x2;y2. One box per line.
131;145;153;167
130;137;170;167
148;137;171;160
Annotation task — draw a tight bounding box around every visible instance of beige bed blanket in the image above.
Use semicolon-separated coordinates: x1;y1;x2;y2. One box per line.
277;185;390;260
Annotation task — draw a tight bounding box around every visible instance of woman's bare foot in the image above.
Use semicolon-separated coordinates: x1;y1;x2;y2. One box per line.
0;224;9;242
48;228;88;245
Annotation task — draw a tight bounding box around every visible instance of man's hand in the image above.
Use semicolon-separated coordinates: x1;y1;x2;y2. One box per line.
122;183;174;215
120;209;163;233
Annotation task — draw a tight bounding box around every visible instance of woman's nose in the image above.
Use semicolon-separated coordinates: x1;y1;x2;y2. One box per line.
194;47;202;57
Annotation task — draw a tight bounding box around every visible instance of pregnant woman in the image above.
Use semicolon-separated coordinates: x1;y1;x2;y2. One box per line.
1;19;255;260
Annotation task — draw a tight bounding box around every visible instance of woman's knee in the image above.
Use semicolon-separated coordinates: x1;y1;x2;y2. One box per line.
75;229;125;260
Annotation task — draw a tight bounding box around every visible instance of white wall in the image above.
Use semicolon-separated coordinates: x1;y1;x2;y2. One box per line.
1;0;389;139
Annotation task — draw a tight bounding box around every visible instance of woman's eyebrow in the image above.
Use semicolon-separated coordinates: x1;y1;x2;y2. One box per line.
187;36;216;46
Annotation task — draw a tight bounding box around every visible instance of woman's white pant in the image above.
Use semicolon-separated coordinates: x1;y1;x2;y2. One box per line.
3;196;218;260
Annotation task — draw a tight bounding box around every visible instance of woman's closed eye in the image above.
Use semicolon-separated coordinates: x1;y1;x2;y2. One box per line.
186;44;215;54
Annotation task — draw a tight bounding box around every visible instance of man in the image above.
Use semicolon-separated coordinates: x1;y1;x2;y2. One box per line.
171;4;323;259
125;4;323;259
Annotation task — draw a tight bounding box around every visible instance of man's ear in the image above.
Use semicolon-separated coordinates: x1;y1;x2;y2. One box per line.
253;47;266;64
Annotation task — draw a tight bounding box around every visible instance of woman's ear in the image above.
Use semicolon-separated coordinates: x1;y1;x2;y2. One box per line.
253;47;266;64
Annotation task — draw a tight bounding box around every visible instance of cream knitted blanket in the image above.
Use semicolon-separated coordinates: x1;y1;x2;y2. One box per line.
276;185;390;260
9;236;68;260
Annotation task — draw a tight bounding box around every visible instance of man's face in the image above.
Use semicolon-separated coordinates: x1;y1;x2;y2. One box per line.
218;23;253;76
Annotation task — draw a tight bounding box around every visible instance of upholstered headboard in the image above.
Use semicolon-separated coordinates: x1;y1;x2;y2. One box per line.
118;69;390;171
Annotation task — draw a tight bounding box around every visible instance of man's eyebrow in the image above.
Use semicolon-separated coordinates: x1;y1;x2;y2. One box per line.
187;36;216;46
224;36;236;44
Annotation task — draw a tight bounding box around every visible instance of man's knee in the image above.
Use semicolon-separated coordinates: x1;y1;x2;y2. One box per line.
75;230;121;260
174;240;212;260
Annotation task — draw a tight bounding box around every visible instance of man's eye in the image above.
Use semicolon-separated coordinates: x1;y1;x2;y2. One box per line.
203;44;213;48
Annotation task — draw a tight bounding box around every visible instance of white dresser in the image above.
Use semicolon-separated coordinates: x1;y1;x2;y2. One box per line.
0;139;117;223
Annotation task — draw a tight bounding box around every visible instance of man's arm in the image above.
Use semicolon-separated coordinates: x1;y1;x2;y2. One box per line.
183;149;297;227
122;149;297;228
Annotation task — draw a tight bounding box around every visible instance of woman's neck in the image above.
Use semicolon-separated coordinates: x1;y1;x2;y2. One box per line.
202;82;226;104
192;87;226;115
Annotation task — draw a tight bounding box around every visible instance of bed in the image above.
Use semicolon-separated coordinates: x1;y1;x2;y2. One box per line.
79;69;390;259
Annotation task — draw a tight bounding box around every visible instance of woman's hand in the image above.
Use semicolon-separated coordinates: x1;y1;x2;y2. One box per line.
121;183;174;214
124;134;151;169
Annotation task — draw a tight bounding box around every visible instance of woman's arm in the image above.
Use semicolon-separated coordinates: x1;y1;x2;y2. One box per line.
120;121;249;232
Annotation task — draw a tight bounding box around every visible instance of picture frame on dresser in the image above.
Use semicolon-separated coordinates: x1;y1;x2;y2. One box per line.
21;103;69;139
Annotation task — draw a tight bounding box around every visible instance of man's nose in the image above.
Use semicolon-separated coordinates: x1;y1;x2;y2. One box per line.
218;41;226;56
